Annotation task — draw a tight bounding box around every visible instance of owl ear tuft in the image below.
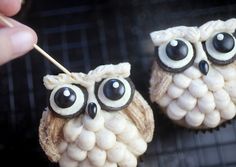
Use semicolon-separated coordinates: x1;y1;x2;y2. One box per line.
149;61;172;102
39;109;66;162
122;91;155;142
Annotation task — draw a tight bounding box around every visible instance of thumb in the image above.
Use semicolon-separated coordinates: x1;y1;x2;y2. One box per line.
0;18;37;65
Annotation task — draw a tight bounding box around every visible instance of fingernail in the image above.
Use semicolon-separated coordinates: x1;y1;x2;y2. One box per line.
11;30;34;55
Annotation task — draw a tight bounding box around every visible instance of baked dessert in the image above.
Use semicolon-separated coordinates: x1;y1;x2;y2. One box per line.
39;62;154;167
150;19;236;129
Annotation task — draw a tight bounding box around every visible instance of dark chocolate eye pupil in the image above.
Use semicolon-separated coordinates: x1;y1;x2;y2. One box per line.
54;87;76;108
103;79;125;100
166;39;188;60
213;32;234;53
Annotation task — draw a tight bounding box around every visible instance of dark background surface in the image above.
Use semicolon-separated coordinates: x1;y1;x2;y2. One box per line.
0;0;236;166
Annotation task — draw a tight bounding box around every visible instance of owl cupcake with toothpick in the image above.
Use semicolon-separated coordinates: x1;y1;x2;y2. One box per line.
39;62;154;167
150;19;236;129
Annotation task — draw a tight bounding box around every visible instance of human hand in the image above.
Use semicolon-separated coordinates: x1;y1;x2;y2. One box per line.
0;0;37;65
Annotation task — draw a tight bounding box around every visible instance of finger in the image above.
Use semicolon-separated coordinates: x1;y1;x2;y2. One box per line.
0;0;22;16
0;18;37;65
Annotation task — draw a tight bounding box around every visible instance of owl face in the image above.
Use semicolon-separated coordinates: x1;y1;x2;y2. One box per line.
47;65;135;120
150;19;236;129
39;63;154;167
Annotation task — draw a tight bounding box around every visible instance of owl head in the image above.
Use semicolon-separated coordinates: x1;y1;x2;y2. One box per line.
150;19;236;129
39;63;154;167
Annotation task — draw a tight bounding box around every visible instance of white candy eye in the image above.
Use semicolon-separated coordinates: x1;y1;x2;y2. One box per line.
156;38;195;72
96;77;135;111
49;84;87;118
205;32;236;65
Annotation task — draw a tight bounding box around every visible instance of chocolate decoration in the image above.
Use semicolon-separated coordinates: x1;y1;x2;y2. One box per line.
87;102;97;119
155;46;196;73
54;87;76;108
96;78;135;111
203;42;236;65
166;40;188;60
103;79;125;100
49;85;88;119
198;60;209;75
213;32;234;53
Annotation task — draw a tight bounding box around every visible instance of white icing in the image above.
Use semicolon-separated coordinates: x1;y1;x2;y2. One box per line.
217;33;224;41
183;66;201;79
173;74;191;89
118;124;139;143
97;77;132;108
82;113;104;132
107;142;126;163
104;161;117;167
167;101;187;120
63;117;83;143
185;108;204;127
78;159;94;167
214;65;236;81
193;42;208;64
220;102;236;120
177;91;197;111
87;146;106;166
67;144;87;162
59;154;78;167
150;26;200;46
198;92;215;114
127;138;147;156
170;40;178;46
50;84;85;117
199;18;236;41
213;89;231;110
157;95;172;107
59;110;147;167
96;128;116;150
105;115;127;134
58;141;68;154
158;38;194;69
118;149;137;167
188;79;208;98
203;111;221;128
225;80;236;99
167;83;184;99
113;82;119;88
76;129;96;151
44;63;131;90
150;18;236;44
203;67;224;91
63;89;70;97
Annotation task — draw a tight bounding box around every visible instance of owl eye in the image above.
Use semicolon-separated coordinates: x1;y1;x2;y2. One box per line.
156;38;195;72
205;32;236;65
49;84;87;118
96;77;135;111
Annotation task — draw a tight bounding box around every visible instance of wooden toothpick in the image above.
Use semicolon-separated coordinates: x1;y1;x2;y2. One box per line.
0;15;71;75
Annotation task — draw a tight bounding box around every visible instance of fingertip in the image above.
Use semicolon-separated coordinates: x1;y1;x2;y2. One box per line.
31;29;38;45
0;26;37;65
0;0;22;16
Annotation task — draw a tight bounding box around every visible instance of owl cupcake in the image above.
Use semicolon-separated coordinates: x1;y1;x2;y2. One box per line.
149;19;236;129
39;62;154;167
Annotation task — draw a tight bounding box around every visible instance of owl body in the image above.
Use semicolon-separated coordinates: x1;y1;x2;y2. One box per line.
39;63;154;167
57;109;147;167
150;19;236;129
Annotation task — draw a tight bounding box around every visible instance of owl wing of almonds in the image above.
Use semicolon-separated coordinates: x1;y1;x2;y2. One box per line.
39;63;154;167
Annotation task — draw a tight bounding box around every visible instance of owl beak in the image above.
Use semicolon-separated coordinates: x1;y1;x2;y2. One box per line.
87;102;97;119
198;60;209;75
